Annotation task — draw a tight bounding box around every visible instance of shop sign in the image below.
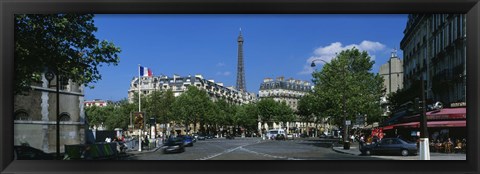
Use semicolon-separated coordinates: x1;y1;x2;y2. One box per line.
450;102;466;107
427;114;466;120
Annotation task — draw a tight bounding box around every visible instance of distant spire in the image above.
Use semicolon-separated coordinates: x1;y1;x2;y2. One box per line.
237;28;244;42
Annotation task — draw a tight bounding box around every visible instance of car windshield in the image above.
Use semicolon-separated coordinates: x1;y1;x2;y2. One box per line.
269;131;278;134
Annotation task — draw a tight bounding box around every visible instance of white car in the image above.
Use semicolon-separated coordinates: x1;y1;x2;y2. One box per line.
266;129;286;139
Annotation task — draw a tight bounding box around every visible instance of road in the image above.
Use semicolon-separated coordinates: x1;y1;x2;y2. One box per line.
124;137;400;160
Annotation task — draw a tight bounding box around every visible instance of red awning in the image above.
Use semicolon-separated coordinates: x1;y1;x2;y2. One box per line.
383;120;466;129
427;120;466;127
426;108;466;120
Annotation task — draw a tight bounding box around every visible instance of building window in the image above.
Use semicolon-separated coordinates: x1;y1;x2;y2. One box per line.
14;110;30;121
60;113;71;122
59;76;69;91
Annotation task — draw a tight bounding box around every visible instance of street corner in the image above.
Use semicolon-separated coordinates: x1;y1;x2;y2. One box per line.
332;146;362;156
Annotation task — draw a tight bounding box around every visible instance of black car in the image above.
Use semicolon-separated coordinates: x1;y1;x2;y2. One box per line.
197;134;206;140
226;134;235;139
360;138;418;156
163;138;185;154
275;134;286;140
14;145;55;160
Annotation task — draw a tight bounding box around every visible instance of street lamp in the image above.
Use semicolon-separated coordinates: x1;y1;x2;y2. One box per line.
311;58;350;150
44;69;60;160
418;75;430;160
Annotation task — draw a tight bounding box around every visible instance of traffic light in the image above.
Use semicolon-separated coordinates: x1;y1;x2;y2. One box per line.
134;112;144;130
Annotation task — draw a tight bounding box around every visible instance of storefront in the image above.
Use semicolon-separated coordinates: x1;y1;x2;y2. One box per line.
382;107;466;142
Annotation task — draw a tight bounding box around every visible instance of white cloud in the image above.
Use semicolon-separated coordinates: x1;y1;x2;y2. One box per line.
216;71;231;76
216;62;226;67
299;40;386;75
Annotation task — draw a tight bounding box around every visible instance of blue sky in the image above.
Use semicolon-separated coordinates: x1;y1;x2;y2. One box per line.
85;14;408;101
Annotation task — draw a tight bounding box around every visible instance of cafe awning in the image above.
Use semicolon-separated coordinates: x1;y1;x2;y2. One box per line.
382;120;466;130
426;107;466;120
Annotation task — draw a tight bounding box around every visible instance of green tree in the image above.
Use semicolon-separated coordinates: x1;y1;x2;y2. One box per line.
203;99;220;134
311;48;385;126
15;14;121;95
257;98;278;129
236;103;259;132
297;93;317;123
85;105;106;129
275;101;295;128
171;86;211;133
145;89;175;130
85;98;135;131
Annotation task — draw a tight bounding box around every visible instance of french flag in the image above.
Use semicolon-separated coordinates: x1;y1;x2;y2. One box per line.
140;66;153;77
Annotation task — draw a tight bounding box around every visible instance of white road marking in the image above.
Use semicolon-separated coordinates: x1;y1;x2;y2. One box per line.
196;140;262;160
238;147;303;160
196;140;304;160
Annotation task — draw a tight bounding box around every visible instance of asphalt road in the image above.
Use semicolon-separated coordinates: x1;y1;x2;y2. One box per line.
124;137;394;160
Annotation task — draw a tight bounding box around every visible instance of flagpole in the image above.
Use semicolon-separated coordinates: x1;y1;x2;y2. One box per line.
138;64;141;112
138;64;142;152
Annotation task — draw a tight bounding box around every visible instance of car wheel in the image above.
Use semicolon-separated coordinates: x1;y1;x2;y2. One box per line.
365;149;371;156
401;149;409;156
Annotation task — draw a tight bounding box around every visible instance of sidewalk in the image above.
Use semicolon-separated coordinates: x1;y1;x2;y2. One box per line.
125;140;163;155
331;142;466;160
332;142;362;156
126;146;162;155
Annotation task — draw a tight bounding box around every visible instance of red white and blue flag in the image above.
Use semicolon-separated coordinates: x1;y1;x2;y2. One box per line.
140;66;153;77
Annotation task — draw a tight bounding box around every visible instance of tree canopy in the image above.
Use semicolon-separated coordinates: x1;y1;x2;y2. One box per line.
15;14;121;94
311;48;385;126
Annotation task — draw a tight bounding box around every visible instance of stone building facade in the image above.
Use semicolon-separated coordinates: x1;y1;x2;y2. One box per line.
379;50;404;115
84;99;108;107
128;74;257;135
401;14;466;106
14;73;86;153
258;77;321;135
128;74;256;105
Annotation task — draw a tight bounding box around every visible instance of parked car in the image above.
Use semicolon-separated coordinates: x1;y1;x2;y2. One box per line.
192;133;199;142
360;138;418;156
300;133;309;138
197;134;206;140
226;134;235;139
275;134;286;140
14;145;55;160
286;134;294;140
319;133;328;139
163;138;185;154
266;129;286;140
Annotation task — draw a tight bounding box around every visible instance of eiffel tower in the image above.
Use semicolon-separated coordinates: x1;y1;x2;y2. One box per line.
236;28;247;92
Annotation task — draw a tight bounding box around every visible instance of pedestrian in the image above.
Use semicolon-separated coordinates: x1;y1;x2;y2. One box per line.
359;135;365;148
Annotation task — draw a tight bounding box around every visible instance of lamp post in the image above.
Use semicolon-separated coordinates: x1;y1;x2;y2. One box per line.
311;58;350;149
45;70;60;160
419;75;430;160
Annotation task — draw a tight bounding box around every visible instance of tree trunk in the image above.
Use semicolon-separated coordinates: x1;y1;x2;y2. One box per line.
193;117;197;134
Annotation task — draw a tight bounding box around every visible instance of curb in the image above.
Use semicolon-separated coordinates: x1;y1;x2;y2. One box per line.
331;147;360;156
127;146;162;155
